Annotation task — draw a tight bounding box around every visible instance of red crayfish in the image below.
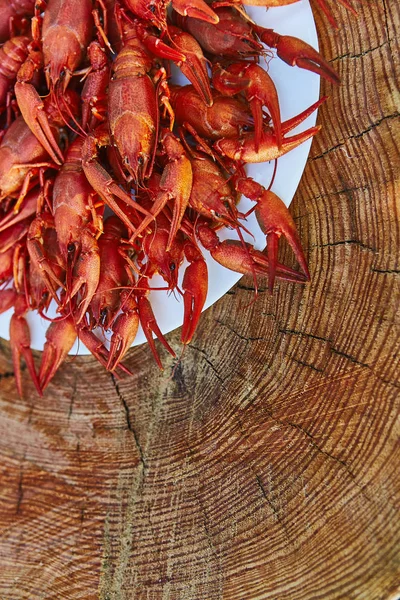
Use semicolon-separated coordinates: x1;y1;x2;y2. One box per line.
0;0;358;396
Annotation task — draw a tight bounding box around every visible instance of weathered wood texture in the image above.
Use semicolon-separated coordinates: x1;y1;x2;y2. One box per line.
0;2;399;599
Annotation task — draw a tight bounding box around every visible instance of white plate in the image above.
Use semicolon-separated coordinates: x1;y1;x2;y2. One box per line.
0;0;319;354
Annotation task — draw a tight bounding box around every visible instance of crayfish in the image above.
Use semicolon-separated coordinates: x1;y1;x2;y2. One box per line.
0;0;358;396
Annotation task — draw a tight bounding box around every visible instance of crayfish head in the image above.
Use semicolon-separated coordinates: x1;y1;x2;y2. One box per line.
160;246;183;291
115;115;155;183
122;152;149;184
54;216;78;266
143;226;184;290
58;240;80;275
43;30;82;92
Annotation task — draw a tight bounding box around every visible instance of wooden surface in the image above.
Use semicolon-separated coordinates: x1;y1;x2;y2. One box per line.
0;2;399;599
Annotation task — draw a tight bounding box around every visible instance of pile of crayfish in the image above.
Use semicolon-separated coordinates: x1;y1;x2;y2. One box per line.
0;0;357;396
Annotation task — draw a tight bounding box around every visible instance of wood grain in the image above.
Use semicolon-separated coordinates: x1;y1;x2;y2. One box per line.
0;1;399;598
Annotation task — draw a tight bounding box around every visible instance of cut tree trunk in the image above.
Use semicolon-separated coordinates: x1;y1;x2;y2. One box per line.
0;2;399;599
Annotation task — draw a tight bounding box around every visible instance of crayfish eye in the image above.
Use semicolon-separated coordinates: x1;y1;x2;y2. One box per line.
138;156;144;166
67;242;75;255
170;262;176;271
100;308;108;326
59;68;66;79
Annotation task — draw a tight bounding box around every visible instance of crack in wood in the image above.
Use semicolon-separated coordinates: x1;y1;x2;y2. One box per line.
375;374;400;390
189;344;228;391
261;311;277;319
309;184;370;203
233;411;295;545
215;319;265;343
110;374;148;471
260;408;374;504
282;330;395;385
310;239;378;253
291;357;324;373
331;348;370;368
310;113;400;161
0;371;15;381
279;328;333;344
331;41;391;63
171;361;188;396
351;113;400;140
236;283;267;293
283;419;373;503
371;268;400;275
336;172;358;241
254;473;292;542
15;464;23;515
68;375;78;421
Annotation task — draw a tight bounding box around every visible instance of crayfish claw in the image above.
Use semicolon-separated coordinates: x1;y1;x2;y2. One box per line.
172;0;220;23
181;244;208;345
39;318;77;391
14;82;64;164
68;231;100;324
212;61;282;150
169;26;213;107
77;325;131;376
0;289;18;314
257;28;340;85
107;293;139;372
294;55;341;86
264;230;310;293
10;308;42;398
254;189;310;290
138;296;176;370
234;179;310;287
197;224;307;292
281;96;327;136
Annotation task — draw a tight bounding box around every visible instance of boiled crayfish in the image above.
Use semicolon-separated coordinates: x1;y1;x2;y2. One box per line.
0;0;357;396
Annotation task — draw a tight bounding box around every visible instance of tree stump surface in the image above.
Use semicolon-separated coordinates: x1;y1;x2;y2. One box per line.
0;2;399;599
